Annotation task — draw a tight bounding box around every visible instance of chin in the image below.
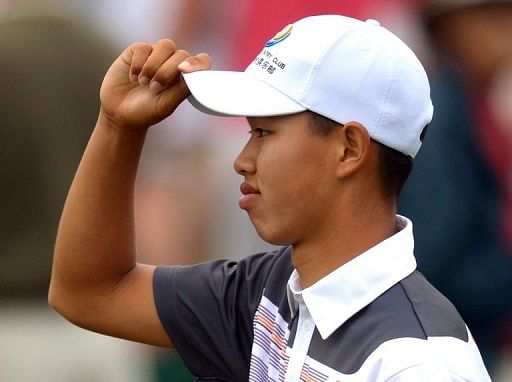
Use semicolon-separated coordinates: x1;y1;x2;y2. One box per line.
252;220;295;246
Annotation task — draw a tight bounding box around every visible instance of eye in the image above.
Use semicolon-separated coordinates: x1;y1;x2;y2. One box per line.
248;127;271;138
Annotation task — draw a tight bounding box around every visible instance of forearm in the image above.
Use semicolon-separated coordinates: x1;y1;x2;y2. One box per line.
48;40;211;345
49;111;147;305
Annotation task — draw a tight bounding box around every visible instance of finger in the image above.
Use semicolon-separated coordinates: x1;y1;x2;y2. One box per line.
139;39;176;86
157;76;190;115
177;53;213;73
149;49;191;93
129;42;153;83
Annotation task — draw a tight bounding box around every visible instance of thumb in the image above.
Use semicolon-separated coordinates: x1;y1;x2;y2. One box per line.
178;53;213;73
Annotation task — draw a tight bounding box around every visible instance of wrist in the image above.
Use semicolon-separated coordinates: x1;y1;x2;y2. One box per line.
97;108;149;140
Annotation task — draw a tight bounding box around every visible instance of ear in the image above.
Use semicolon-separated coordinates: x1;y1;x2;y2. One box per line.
335;121;371;179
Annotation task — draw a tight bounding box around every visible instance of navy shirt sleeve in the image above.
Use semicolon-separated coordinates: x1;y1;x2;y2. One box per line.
153;248;287;381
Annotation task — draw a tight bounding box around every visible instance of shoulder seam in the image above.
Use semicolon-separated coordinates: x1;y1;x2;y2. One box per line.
397;277;428;340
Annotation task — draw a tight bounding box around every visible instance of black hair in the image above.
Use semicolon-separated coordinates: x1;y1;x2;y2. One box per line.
307;111;340;137
307;112;428;201
374;142;413;201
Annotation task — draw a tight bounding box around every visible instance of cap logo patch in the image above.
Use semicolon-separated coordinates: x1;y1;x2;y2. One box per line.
265;24;293;47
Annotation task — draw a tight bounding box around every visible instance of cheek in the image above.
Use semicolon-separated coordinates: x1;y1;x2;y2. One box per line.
260;138;334;196
255;144;335;235
249;126;340;233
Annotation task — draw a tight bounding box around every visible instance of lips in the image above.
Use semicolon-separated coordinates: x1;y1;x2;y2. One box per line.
240;182;260;195
239;182;261;209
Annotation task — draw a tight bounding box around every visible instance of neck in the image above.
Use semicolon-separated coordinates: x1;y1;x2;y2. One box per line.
291;196;396;288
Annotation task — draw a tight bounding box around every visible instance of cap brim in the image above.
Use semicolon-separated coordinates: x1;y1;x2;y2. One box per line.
182;70;306;117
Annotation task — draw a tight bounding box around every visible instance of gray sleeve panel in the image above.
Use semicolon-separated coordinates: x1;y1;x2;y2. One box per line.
153;248;287;381
400;271;468;341
307;271;468;374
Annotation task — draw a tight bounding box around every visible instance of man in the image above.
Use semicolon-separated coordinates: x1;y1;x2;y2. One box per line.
49;15;490;380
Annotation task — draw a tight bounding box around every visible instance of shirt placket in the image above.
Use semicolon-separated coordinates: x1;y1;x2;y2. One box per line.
285;296;315;381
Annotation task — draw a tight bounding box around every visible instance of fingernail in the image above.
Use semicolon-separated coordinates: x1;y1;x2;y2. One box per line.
138;75;150;86
130;74;138;83
178;61;191;70
150;81;164;93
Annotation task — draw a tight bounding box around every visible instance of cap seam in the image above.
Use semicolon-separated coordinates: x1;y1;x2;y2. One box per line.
373;40;399;142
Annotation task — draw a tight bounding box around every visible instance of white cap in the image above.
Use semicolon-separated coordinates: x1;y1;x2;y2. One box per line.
183;15;434;157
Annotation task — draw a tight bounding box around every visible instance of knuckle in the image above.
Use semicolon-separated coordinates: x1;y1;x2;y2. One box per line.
175;49;191;58
138;41;152;48
127;42;138;51
157;38;176;51
131;41;151;51
135;42;152;54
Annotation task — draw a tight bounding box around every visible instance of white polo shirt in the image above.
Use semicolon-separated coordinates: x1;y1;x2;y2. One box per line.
154;216;491;381
282;216;490;380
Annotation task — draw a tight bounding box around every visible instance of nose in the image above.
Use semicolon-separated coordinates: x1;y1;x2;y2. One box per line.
234;139;257;176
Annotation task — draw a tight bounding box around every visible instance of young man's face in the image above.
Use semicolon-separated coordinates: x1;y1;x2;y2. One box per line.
234;112;341;245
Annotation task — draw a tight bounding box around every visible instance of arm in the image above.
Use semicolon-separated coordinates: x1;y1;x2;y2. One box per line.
48;39;211;347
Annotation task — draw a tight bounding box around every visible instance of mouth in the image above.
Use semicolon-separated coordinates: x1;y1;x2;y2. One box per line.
240;182;260;195
239;182;261;209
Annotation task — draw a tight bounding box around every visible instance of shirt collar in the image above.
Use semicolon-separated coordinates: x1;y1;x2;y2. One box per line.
286;215;417;340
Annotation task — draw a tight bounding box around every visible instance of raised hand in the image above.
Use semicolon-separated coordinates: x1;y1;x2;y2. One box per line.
99;39;212;131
